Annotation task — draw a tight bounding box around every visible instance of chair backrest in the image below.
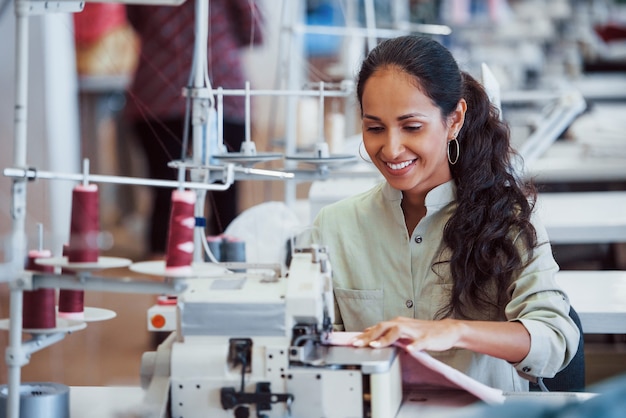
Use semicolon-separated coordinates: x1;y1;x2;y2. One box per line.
531;306;586;392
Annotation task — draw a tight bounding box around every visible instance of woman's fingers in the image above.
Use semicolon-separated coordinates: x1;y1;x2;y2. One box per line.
352;319;409;347
350;318;461;352
368;325;401;348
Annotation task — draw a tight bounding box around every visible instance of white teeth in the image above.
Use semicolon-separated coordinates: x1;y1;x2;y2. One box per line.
386;160;414;170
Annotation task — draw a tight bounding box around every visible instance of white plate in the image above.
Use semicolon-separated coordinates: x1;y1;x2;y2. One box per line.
285;153;357;165
129;260;228;278
35;256;132;271
213;152;284;166
57;306;117;322
0;317;87;334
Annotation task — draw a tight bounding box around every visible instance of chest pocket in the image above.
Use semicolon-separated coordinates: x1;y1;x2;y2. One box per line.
334;288;383;332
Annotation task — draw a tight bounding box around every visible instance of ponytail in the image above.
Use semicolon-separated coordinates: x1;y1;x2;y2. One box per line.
439;72;538;319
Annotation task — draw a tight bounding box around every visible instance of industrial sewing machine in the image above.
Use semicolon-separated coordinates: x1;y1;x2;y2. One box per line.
139;245;402;418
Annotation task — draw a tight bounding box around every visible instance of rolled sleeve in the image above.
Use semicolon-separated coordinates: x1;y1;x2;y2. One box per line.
506;241;580;379
515;311;577;378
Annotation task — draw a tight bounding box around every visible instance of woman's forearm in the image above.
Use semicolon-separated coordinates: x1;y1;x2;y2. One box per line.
450;319;531;363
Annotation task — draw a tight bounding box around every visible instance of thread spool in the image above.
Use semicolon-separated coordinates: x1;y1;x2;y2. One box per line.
58;245;84;319
221;236;246;263
0;382;69;418
325;99;345;153
61;184;99;318
58;289;84;319
68;184;100;263
205;235;223;263
23;250;56;330
165;190;196;275
221;235;246;273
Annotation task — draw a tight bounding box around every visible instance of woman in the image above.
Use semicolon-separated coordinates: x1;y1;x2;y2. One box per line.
311;36;579;391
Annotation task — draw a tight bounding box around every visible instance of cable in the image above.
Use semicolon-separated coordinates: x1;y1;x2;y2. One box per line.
238;350;247;392
195;189;221;264
292;333;318;347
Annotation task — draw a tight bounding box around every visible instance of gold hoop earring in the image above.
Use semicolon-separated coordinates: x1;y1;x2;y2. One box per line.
448;137;460;165
359;141;372;163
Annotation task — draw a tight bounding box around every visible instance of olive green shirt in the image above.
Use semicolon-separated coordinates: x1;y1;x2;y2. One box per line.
311;180;579;392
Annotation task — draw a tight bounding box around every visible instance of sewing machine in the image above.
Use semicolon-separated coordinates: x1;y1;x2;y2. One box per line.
140;245;402;418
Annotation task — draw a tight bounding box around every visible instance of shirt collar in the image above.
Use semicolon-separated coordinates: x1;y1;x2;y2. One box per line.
382;180;457;210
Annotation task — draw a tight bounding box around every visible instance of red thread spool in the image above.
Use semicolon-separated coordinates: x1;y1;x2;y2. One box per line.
58;244;85;320
58;289;84;319
165;190;196;275
60;184;99;319
23;249;56;329
68;184;100;263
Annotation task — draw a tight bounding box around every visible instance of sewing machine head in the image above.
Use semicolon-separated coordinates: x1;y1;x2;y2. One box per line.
141;245;401;418
176;245;332;344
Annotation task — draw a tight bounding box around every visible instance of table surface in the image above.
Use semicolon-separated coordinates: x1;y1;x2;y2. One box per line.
527;100;626;183
536;191;626;244
555;270;626;334
68;386;595;418
527;143;626;183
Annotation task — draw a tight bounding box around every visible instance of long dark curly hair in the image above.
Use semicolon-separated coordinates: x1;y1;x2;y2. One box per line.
356;35;538;319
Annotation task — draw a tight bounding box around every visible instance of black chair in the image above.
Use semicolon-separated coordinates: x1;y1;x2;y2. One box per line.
530;306;586;392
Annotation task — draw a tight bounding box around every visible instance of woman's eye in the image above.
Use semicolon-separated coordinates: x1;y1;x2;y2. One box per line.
366;126;384;133
405;125;422;131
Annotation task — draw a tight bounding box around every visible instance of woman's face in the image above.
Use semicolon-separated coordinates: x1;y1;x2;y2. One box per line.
361;66;463;198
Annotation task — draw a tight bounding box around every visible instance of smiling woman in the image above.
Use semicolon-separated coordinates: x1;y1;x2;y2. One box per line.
310;35;580;392
360;67;466;233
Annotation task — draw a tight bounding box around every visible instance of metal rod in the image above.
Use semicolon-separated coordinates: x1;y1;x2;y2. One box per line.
31;272;187;295
236;166;297;179
364;0;377;52
217;87;224;151
208;87;352;98
3;168;237;189
82;158;89;186
7;3;30;417
5;163;295;184
292;23;452;38
233;167;336;183
20;333;68;359
245;81;251;144
318;81;325;142
190;0;211;181
37;224;43;252
283;0;305;209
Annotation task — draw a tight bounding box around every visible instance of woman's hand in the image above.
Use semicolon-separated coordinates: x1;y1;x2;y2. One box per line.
350;317;531;363
351;317;464;352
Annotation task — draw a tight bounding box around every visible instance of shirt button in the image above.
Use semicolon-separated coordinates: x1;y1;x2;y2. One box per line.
406;300;414;308
414;235;423;244
522;366;531;373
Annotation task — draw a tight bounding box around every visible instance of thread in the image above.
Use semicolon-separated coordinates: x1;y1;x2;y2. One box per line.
67;184;100;263
58;245;84;319
22;250;56;330
165;190;196;274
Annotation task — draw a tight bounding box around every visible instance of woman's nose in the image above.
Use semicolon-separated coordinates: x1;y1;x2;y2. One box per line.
382;129;405;158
